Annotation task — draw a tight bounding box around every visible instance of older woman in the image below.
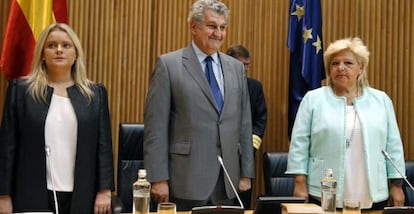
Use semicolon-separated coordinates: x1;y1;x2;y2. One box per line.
0;23;114;214
286;37;405;209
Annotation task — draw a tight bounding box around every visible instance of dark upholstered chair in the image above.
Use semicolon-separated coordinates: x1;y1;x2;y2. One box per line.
116;123;145;212
263;152;295;196
404;160;414;206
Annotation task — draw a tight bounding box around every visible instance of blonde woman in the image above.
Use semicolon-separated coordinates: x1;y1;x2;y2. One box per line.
0;23;114;214
286;37;405;210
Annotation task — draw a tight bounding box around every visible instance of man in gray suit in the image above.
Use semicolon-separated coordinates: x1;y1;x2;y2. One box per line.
143;0;254;211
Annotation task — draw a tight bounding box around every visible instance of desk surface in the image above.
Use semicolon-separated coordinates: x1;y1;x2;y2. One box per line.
148;211;382;214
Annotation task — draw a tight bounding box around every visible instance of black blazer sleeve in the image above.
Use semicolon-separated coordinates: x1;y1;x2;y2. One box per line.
247;78;267;138
0;79;18;195
96;84;115;191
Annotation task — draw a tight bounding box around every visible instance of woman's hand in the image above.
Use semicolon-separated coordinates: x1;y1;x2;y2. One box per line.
293;175;309;202
389;184;405;206
94;189;111;214
0;195;12;214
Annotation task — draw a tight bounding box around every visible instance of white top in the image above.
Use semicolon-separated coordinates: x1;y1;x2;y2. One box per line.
341;105;373;208
45;94;78;192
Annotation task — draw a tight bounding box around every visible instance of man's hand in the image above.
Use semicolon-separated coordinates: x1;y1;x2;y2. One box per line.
151;181;169;203
238;177;252;192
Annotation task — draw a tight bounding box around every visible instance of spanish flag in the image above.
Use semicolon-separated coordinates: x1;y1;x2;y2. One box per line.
0;0;68;80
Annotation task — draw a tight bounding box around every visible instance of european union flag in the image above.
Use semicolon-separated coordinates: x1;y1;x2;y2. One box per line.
287;0;325;139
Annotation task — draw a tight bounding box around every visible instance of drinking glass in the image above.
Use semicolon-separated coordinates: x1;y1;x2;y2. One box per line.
343;199;361;214
157;202;176;214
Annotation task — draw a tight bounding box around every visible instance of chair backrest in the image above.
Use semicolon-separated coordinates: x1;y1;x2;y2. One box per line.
404;160;414;206
117;123;145;212
263;152;294;196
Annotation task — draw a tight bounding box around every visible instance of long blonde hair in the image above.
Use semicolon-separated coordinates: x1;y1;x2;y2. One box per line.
26;23;94;103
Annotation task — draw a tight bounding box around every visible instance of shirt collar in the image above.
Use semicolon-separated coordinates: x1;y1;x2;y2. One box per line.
192;41;219;65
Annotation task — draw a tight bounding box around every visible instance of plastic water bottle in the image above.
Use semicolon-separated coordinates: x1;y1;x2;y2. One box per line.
133;169;151;214
321;168;337;214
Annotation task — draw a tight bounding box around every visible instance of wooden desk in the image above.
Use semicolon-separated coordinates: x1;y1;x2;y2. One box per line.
148;211;382;214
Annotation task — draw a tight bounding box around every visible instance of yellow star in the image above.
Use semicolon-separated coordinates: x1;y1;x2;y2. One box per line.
291;4;304;21
303;27;313;43
312;35;322;54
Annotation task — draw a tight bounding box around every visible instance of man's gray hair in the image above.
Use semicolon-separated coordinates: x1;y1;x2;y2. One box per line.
187;0;229;25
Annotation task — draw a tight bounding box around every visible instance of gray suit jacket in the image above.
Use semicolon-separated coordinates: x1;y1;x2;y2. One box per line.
144;44;254;200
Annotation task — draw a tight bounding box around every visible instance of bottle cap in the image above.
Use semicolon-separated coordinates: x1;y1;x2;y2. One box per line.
138;169;147;178
325;168;333;176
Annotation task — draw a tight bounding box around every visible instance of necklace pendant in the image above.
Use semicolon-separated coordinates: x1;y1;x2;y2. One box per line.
346;139;351;148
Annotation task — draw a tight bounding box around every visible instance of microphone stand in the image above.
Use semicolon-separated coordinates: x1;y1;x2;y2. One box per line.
217;155;244;209
46;146;59;214
382;150;414;191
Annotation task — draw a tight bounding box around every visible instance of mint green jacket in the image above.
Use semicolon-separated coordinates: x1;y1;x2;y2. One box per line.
286;86;405;203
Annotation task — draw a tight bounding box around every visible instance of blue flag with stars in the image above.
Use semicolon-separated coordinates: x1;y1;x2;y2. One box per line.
287;0;325;139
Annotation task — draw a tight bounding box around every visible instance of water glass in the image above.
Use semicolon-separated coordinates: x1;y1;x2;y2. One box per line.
157;202;176;214
343;199;361;214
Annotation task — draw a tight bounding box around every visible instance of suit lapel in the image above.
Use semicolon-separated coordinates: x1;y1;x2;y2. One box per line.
220;54;232;113
182;45;220;112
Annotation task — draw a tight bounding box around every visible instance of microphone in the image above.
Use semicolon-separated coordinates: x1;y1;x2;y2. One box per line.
217;155;244;209
190;156;245;214
46;145;59;214
381;150;414;191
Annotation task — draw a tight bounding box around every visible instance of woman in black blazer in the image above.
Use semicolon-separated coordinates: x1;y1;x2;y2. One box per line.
0;23;114;214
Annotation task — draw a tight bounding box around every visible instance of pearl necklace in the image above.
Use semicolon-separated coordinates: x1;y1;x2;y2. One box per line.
346;107;357;148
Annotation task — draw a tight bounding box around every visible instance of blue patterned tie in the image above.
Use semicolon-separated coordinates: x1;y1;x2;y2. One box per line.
205;56;223;112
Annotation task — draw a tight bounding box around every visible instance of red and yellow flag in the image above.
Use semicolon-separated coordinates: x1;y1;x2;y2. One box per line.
0;0;68;80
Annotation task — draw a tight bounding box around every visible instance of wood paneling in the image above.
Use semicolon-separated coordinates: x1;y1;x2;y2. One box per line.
1;0;414;205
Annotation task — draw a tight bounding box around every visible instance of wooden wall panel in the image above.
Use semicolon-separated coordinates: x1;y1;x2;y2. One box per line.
408;1;414;158
150;1;193;65
67;0;154;172
1;0;414;205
